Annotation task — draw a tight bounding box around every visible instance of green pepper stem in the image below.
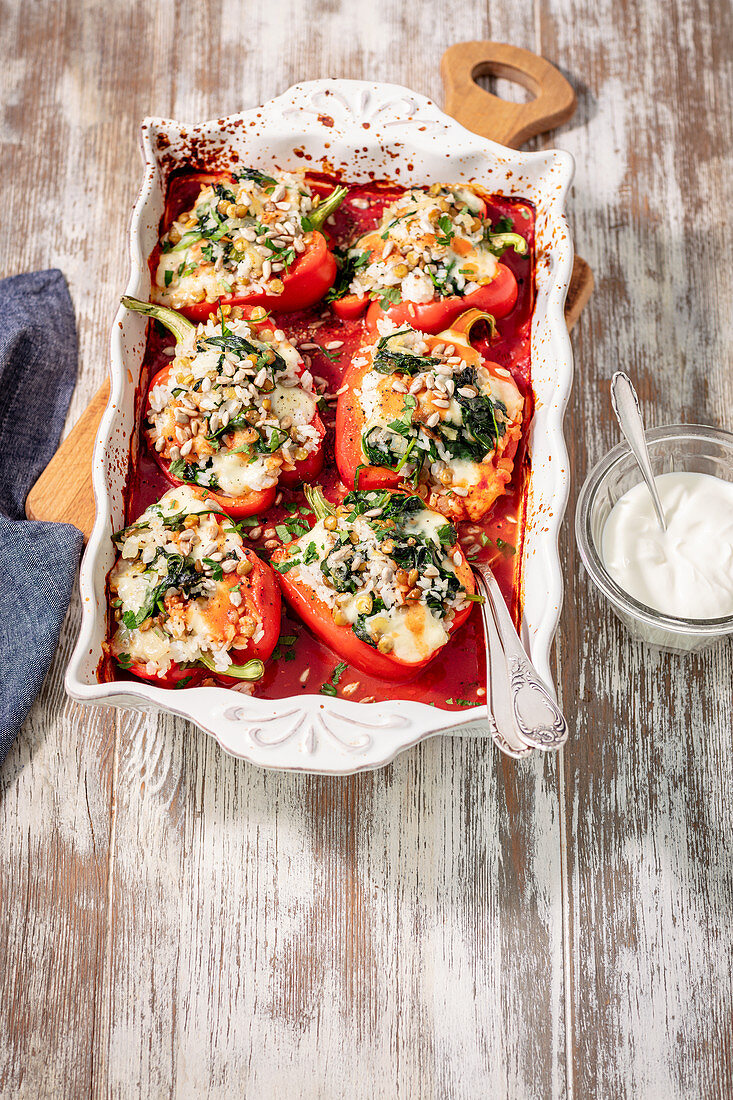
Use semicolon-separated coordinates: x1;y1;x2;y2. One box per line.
121;296;195;344
306;185;348;232
443;308;497;343
303;484;335;519
486;232;528;256
199;656;265;681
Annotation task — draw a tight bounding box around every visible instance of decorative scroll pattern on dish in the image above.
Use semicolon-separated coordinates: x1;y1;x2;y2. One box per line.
222;702;411;755
280;87;447;133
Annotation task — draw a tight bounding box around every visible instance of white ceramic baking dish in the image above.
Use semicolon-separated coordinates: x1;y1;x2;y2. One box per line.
65;79;574;774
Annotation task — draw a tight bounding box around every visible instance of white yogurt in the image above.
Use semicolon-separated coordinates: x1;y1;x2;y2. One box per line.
601;471;733;619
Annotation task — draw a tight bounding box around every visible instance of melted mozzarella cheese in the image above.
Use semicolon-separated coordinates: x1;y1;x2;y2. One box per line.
114;563;152;613
159;485;224;518
448;459;483;490
446;243;498;281
154;253;230;310
404;507;452;542
450;186;485;213
484;372;524;424
124;626;175;667
269;383;317;424
185;601;217;644
367;602;450;663
208;452;277;495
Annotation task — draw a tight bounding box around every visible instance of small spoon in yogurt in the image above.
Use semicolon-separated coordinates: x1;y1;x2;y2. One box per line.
610;371;667;531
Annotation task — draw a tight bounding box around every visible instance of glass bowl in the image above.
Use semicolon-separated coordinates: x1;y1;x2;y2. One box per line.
575;424;733;653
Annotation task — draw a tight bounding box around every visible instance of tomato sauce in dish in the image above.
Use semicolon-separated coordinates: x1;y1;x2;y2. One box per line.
108;173;536;711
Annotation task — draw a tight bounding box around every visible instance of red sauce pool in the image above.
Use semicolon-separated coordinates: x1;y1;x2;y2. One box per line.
110;174;536;712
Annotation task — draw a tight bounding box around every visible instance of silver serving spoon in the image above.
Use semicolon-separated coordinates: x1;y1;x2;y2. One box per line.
475;570;534;758
610;371;667;531
473;560;569;754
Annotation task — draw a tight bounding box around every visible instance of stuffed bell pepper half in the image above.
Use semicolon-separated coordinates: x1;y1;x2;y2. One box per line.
109;486;280;687
335;309;524;522
329;183;528;332
151;168;346;320
123;296;325;518
271;487;477;681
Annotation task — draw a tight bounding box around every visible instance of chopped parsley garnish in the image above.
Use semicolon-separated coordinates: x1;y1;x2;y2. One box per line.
371;286;402;309
435;213;456;247
320;661;348;696
202;558;223;581
272;559;300;573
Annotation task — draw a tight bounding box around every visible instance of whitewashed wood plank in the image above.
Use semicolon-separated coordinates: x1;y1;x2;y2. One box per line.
541;0;733;1093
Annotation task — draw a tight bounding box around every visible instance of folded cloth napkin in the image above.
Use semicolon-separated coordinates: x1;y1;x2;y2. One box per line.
0;270;84;764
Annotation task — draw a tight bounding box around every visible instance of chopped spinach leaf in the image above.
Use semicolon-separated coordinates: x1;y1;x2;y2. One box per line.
234;167;277;190
325;248;371;303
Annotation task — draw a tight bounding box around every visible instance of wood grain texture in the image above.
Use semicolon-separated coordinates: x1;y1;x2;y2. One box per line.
1;2;731;1099
539;0;733;1094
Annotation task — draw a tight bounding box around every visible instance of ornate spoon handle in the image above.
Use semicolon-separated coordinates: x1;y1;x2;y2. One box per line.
475;570;534;758
475;563;569;751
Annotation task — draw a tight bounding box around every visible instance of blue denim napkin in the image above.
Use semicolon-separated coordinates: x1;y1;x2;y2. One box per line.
0;270;83;763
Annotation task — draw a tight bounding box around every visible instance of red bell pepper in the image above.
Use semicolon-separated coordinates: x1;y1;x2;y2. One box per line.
123;296;325;517
331;293;371;322
271;487;476;681
332;262;518;332
155;172;347;321
335;309;523;514
364;262;519;334
113;490;281;687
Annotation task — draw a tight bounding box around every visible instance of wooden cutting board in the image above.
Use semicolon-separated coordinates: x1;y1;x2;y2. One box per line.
26;41;593;539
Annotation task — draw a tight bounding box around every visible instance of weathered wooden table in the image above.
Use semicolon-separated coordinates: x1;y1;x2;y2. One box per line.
1;2;731;1097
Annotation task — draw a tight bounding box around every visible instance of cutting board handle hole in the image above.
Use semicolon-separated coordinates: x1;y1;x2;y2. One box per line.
474;69;537;105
